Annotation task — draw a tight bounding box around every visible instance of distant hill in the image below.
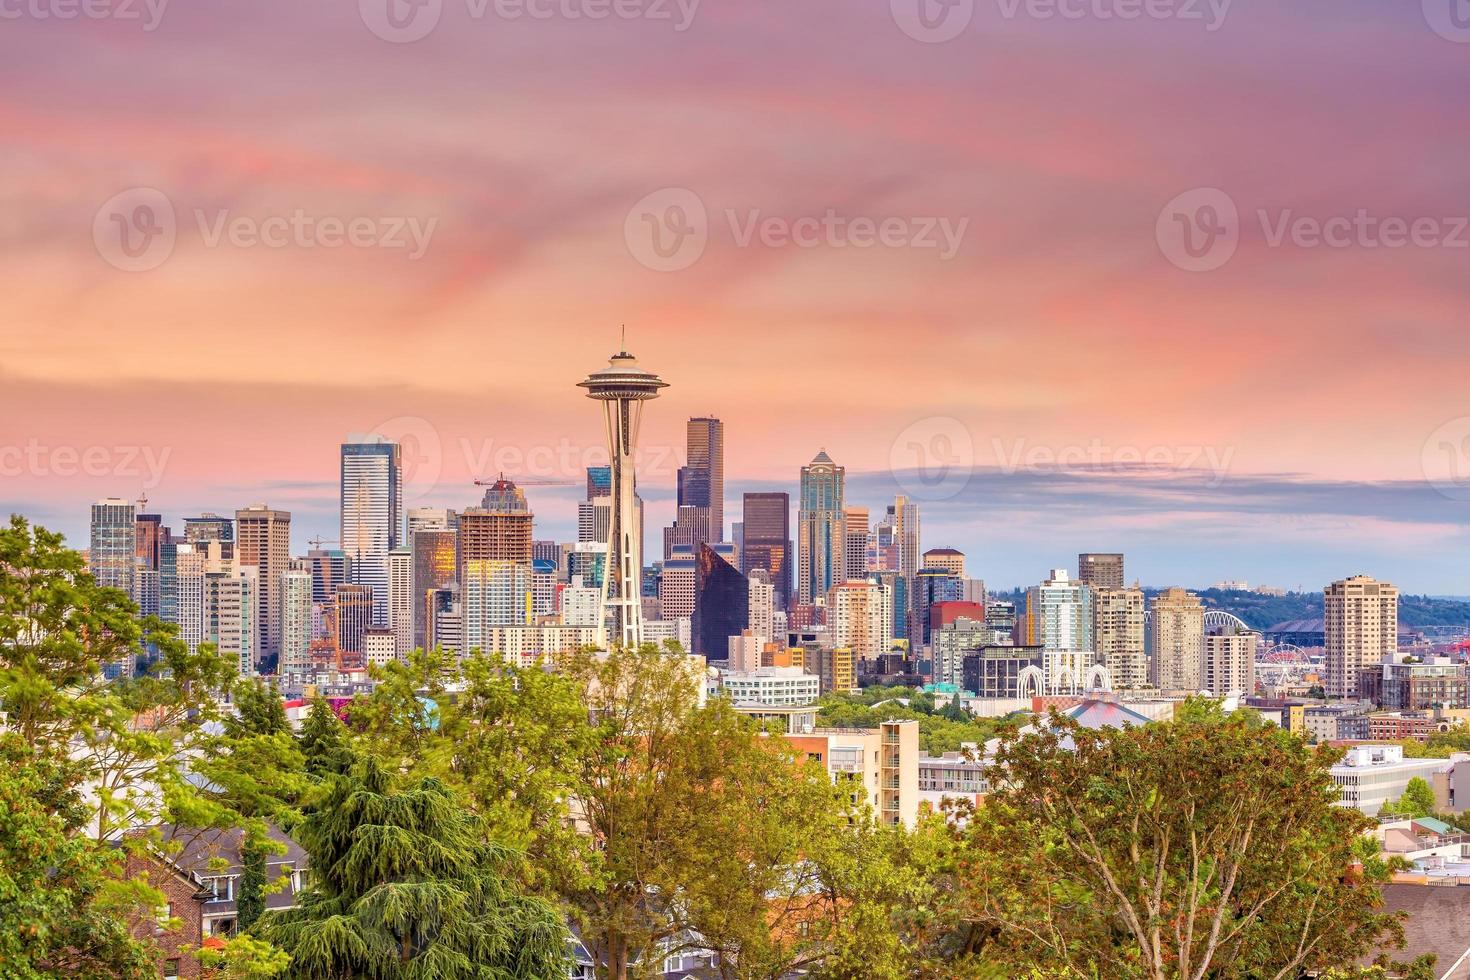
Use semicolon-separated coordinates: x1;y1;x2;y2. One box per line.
991;587;1470;630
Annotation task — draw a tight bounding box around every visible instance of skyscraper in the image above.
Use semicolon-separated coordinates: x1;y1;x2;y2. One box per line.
797;451;845;606
341;440;403;628
1149;587;1205;692
235;505;291;667
1204;628;1258;696
89;498;136;596
411;528;457;654
679;416;724;543
579;347;667;649
1325;574;1399;699
1024;568;1097;693
829;578;893;663
280;566;313;675
888;496;921;641
741;492;792;611
388;547;413;660
692;543;747;658
842;506;870;583
457;478;534;582
1078;553;1125;591
1093;586;1147;690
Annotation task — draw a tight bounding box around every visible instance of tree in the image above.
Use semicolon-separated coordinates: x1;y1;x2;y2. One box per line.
1382;777;1437;820
956;709;1407;979
256;756;569;979
296;695;354;779
0;732;158;978
229;676;290;738
558;644;897;980
237;836;268;933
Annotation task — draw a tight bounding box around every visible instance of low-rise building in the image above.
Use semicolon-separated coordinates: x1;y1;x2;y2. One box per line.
1368;710;1464;743
784;720;920;827
1361;656;1470;711
720;666;820;707
1329;744;1450;817
917;748;990;813
1304;703;1370;743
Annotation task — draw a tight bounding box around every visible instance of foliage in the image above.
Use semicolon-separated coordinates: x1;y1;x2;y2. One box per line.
0;732;159;978
816;686;1013;754
237;836;269;933
296;695;355;779
1380;777;1437;820
956;708;1407;979
197;933;292;978
256;756;569;979
1173;694;1262;728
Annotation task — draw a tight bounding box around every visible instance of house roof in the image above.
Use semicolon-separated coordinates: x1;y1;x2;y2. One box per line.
1367;884;1470;979
1415;817;1456;837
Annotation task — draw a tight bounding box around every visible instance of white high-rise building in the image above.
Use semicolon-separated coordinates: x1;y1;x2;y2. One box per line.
174;542;208;655
388;547;413;661
1024;569;1100;693
1204;630;1258;696
828;579;892;662
561;574;602;628
280;568;313;675
463;559;534;657
206;567;258;677
341;440;403;628
748;569;776;643
89;498;136;597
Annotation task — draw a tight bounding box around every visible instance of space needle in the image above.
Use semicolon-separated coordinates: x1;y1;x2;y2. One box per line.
578;340;667;650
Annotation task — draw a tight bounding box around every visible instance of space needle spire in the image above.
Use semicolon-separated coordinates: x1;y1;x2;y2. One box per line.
578;343;667;649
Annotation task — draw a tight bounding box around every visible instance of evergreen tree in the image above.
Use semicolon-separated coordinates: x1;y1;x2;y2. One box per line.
257;757;568;979
237;836;268;933
296;695;354;779
229;677;290;738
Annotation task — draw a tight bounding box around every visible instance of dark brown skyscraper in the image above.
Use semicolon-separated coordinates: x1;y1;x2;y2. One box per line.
1078;553;1125;591
680;417;724;542
741;491;792;610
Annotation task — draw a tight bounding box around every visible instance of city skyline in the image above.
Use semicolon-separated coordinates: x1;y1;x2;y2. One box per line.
43;417;1470;596
5;2;1470;591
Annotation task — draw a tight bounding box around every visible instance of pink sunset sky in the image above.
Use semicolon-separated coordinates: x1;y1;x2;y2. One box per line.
3;0;1470;590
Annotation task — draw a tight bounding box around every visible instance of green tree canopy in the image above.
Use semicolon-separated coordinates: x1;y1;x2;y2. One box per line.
257;756;568;979
956;709;1406;978
1382;777;1437;820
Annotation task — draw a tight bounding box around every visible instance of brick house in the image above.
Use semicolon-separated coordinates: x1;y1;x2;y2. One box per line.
124;851;212;979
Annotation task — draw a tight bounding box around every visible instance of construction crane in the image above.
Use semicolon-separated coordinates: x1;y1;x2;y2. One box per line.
472;472;579;488
307;536;340;550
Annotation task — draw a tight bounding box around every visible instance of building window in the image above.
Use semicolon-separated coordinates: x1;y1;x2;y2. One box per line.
164;959;181;980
